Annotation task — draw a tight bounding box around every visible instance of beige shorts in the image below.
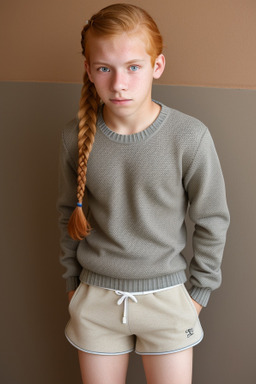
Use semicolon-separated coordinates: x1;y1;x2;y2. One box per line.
65;283;203;355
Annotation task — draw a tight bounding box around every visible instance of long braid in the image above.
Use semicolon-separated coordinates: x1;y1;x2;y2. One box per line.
68;71;100;240
67;4;163;240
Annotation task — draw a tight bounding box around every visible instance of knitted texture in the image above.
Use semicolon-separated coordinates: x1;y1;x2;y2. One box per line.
57;102;230;306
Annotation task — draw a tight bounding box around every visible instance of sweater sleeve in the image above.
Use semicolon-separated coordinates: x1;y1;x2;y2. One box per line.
57;123;82;292
183;128;230;307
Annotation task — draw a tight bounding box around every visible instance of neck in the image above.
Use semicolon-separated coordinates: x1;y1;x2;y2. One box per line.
103;100;161;135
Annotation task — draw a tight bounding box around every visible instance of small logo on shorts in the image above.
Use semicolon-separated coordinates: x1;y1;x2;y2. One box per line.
185;328;194;338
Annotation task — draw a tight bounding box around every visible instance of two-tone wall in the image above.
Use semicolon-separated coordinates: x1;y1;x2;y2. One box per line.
1;1;256;383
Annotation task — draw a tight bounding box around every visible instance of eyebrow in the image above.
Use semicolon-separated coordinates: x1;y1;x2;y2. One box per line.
91;59;146;66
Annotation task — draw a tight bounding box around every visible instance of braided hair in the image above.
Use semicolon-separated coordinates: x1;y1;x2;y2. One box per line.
68;3;163;240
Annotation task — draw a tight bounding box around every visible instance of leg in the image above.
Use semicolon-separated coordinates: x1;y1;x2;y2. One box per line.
78;350;129;384
142;348;193;384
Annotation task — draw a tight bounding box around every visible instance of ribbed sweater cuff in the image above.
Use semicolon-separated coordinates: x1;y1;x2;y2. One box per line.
66;276;80;292
189;286;212;307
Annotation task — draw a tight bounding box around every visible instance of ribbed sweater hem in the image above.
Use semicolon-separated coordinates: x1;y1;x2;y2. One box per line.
66;276;80;292
79;269;187;292
189;286;212;307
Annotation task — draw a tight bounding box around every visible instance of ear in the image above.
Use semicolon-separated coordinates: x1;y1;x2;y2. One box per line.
84;60;94;83
153;54;165;80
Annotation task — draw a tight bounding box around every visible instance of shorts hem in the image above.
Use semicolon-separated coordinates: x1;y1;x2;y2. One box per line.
135;332;204;356
65;334;134;356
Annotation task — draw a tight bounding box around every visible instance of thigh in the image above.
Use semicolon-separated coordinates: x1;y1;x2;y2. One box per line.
78;351;129;384
142;348;193;384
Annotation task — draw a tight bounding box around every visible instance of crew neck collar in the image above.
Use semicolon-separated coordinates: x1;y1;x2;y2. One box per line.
97;101;169;144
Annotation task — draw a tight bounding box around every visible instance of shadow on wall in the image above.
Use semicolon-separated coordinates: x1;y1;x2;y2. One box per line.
0;82;255;384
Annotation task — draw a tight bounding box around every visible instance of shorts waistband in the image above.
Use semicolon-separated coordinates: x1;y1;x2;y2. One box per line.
105;285;182;324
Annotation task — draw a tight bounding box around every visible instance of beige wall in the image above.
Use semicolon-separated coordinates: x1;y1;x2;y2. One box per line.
0;0;256;88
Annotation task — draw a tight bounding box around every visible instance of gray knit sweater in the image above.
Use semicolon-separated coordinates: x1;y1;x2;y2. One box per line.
57;102;230;307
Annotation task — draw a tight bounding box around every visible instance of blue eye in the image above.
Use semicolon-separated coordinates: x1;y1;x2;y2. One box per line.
130;65;139;72
99;67;110;72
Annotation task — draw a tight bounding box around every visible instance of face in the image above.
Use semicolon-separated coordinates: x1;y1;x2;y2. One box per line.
85;32;165;123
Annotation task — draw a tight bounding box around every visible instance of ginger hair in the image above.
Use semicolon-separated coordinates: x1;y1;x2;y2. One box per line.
68;3;163;240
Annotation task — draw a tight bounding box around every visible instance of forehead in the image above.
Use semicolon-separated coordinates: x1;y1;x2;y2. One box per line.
86;32;150;63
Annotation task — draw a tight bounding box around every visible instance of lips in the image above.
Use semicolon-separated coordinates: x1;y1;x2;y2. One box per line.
110;98;132;105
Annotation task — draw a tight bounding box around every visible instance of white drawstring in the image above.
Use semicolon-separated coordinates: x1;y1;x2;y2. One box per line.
110;285;181;324
115;291;138;324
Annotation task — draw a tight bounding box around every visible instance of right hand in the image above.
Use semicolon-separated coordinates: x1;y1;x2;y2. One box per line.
68;290;76;303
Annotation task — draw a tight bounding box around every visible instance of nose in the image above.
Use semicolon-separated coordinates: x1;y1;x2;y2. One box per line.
111;70;128;92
